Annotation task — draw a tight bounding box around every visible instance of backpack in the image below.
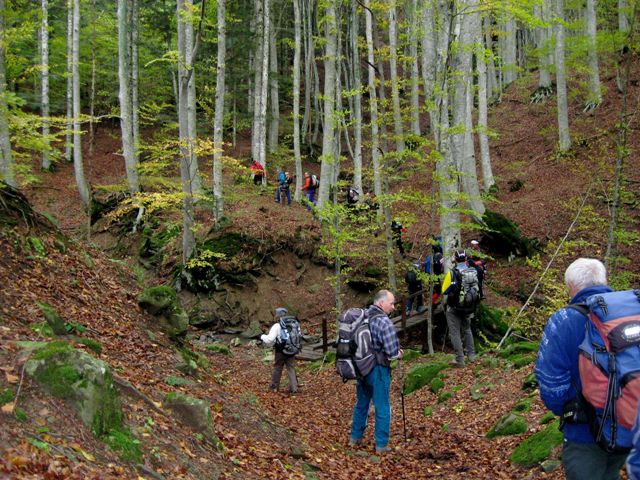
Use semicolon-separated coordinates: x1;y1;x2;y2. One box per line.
335;308;381;382
572;290;640;453
432;252;444;276
449;265;480;313
311;174;319;188
276;316;302;356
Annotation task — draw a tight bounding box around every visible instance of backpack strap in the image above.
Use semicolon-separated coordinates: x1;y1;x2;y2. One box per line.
566;303;590;317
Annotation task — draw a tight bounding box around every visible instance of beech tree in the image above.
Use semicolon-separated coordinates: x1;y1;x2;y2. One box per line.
212;0;226;220
554;0;571;152
41;0;51;171
0;0;14;186
584;0;601;111
72;0;90;206
65;0;73;164
118;0;139;192
292;0;302;200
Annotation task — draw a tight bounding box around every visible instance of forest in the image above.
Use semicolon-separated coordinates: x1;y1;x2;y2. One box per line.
1;0;640;478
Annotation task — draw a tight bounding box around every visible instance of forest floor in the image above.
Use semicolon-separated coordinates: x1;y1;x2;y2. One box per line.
1;64;640;479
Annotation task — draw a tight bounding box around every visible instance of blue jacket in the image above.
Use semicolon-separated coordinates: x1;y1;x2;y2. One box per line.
628;405;640;480
535;284;613;444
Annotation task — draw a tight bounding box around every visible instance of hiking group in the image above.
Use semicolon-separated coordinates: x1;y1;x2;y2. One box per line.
259;252;640;477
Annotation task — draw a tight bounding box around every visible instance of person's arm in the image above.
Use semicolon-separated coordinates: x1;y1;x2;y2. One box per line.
627;408;640;480
534;309;578;416
377;317;400;359
260;323;281;347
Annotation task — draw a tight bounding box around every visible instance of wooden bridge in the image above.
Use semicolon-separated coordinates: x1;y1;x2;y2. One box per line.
297;291;442;361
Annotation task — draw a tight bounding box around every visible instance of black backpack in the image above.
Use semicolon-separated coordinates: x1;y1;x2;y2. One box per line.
276;316;302;356
432;252;444;276
449;265;480;313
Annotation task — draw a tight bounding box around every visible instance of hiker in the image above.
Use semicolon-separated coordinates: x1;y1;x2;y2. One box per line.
350;289;403;454
423;240;444;304
391;220;406;257
467;239;487;299
260;307;301;394
629;408;640;480
441;249;479;367
250;160;265;186
301;171;318;210
346;186;359;206
274;168;286;203
535;258;628;479
275;169;292;205
405;262;424;315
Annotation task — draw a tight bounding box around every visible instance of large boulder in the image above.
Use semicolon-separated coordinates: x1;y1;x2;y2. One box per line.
163;392;220;446
138;285;189;338
403;362;448;395
510;420;563;467
25;341;122;437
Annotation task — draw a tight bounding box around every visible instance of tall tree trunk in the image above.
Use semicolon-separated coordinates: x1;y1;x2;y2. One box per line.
350;0;363;196
118;0;139;192
212;0;226;221
88;0;96;161
250;0;263;164
555;0;571;151
421;0;437;133
475;9;494;192
65;0;73;163
41;0;51;171
364;0;381;202
585;0;601;110
185;0;202;195
484;16;499;100
535;0;552;90
0;0;14;186
502;15;517;86
131;0;139;164
72;0;89;206
257;0;270;173
388;0;405;152
292;0;303;200
301;0;312;143
317;1;338;208
619;0;629;32
268;23;279;153
408;0;420;136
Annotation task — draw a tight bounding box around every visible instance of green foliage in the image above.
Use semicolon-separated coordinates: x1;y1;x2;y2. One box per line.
164;376;196;387
513;396;534;413
509;420;563;467
0;388;14;406
522;372;538;391
25;236;47;258
498;341;539;358
486;413;528;439
31;321;54;338
423;406;433;417
180;347;210;372
103;428;142;463
429;377;445;394
403;362;448;395
401;349;421;362
437;391;453;404
76;338;103;355
539;412;556;425
206;343;231;355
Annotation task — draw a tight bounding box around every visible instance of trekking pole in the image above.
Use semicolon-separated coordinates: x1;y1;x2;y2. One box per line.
400;358;407;443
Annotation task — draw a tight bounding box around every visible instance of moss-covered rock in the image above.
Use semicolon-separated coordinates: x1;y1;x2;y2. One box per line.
165;376;196;387
538;411;556;425
513;396;534;413
403;362;448;395
498;341;539;358
475;304;510;342
402;349;421;362
25;341;122;437
206;343;231;355
163;392;219;446
36;301;67;336
429;377;445;394
138;285;189;338
509;420;563;467
486;412;528;439
481;209;538;257
507;353;537;369
522;372;538;390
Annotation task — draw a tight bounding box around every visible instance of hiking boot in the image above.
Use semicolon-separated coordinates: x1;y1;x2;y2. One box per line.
269;386;278;392
449;360;464;368
288;389;298;395
375;446;391;454
467;355;477;363
349;437;364;447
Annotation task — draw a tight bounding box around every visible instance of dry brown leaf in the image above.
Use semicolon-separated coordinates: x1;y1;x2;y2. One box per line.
2;402;15;414
5;372;19;384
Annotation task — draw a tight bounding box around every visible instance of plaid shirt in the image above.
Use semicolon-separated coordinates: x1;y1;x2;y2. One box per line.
367;305;400;361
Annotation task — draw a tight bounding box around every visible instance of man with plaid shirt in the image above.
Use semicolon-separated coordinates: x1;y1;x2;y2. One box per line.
349;289;403;454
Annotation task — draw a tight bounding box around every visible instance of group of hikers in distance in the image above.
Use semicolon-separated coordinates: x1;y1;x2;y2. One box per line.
258;251;640;479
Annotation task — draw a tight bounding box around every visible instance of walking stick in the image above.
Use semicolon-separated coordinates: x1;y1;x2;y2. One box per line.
400;359;407;442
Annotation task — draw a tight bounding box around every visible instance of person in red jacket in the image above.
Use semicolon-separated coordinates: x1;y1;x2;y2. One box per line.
250;160;265;186
301;172;317;210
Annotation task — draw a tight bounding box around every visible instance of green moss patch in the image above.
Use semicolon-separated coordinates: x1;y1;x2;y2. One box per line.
522;372;538;390
401;349;421;362
0;388;14;405
165;376;196;387
429;377;445;394
539;412;556;425
508;353;537;369
498;341;539;358
486;412;528;439
104;428;142;462
423;406;433;417
403;362;448;395
206;343;231;355
36;301;67;336
76;338;102;354
513;396;534;413
510;420;563;467
437;391;453;403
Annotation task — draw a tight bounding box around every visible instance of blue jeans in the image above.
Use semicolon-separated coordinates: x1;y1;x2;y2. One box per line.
350;364;391;449
275;186;291;204
305;189;316;210
563;441;627;480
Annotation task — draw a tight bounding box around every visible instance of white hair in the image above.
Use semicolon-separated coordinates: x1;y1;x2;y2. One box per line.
564;258;607;292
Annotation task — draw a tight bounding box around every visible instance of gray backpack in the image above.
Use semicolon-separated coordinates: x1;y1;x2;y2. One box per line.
276;316;302;356
451;265;480;313
335;308;379;381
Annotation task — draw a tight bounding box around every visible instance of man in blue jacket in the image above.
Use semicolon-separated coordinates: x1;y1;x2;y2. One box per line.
535;258;627;479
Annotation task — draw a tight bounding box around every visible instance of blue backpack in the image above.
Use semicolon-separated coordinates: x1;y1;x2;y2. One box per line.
573;290;640;453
